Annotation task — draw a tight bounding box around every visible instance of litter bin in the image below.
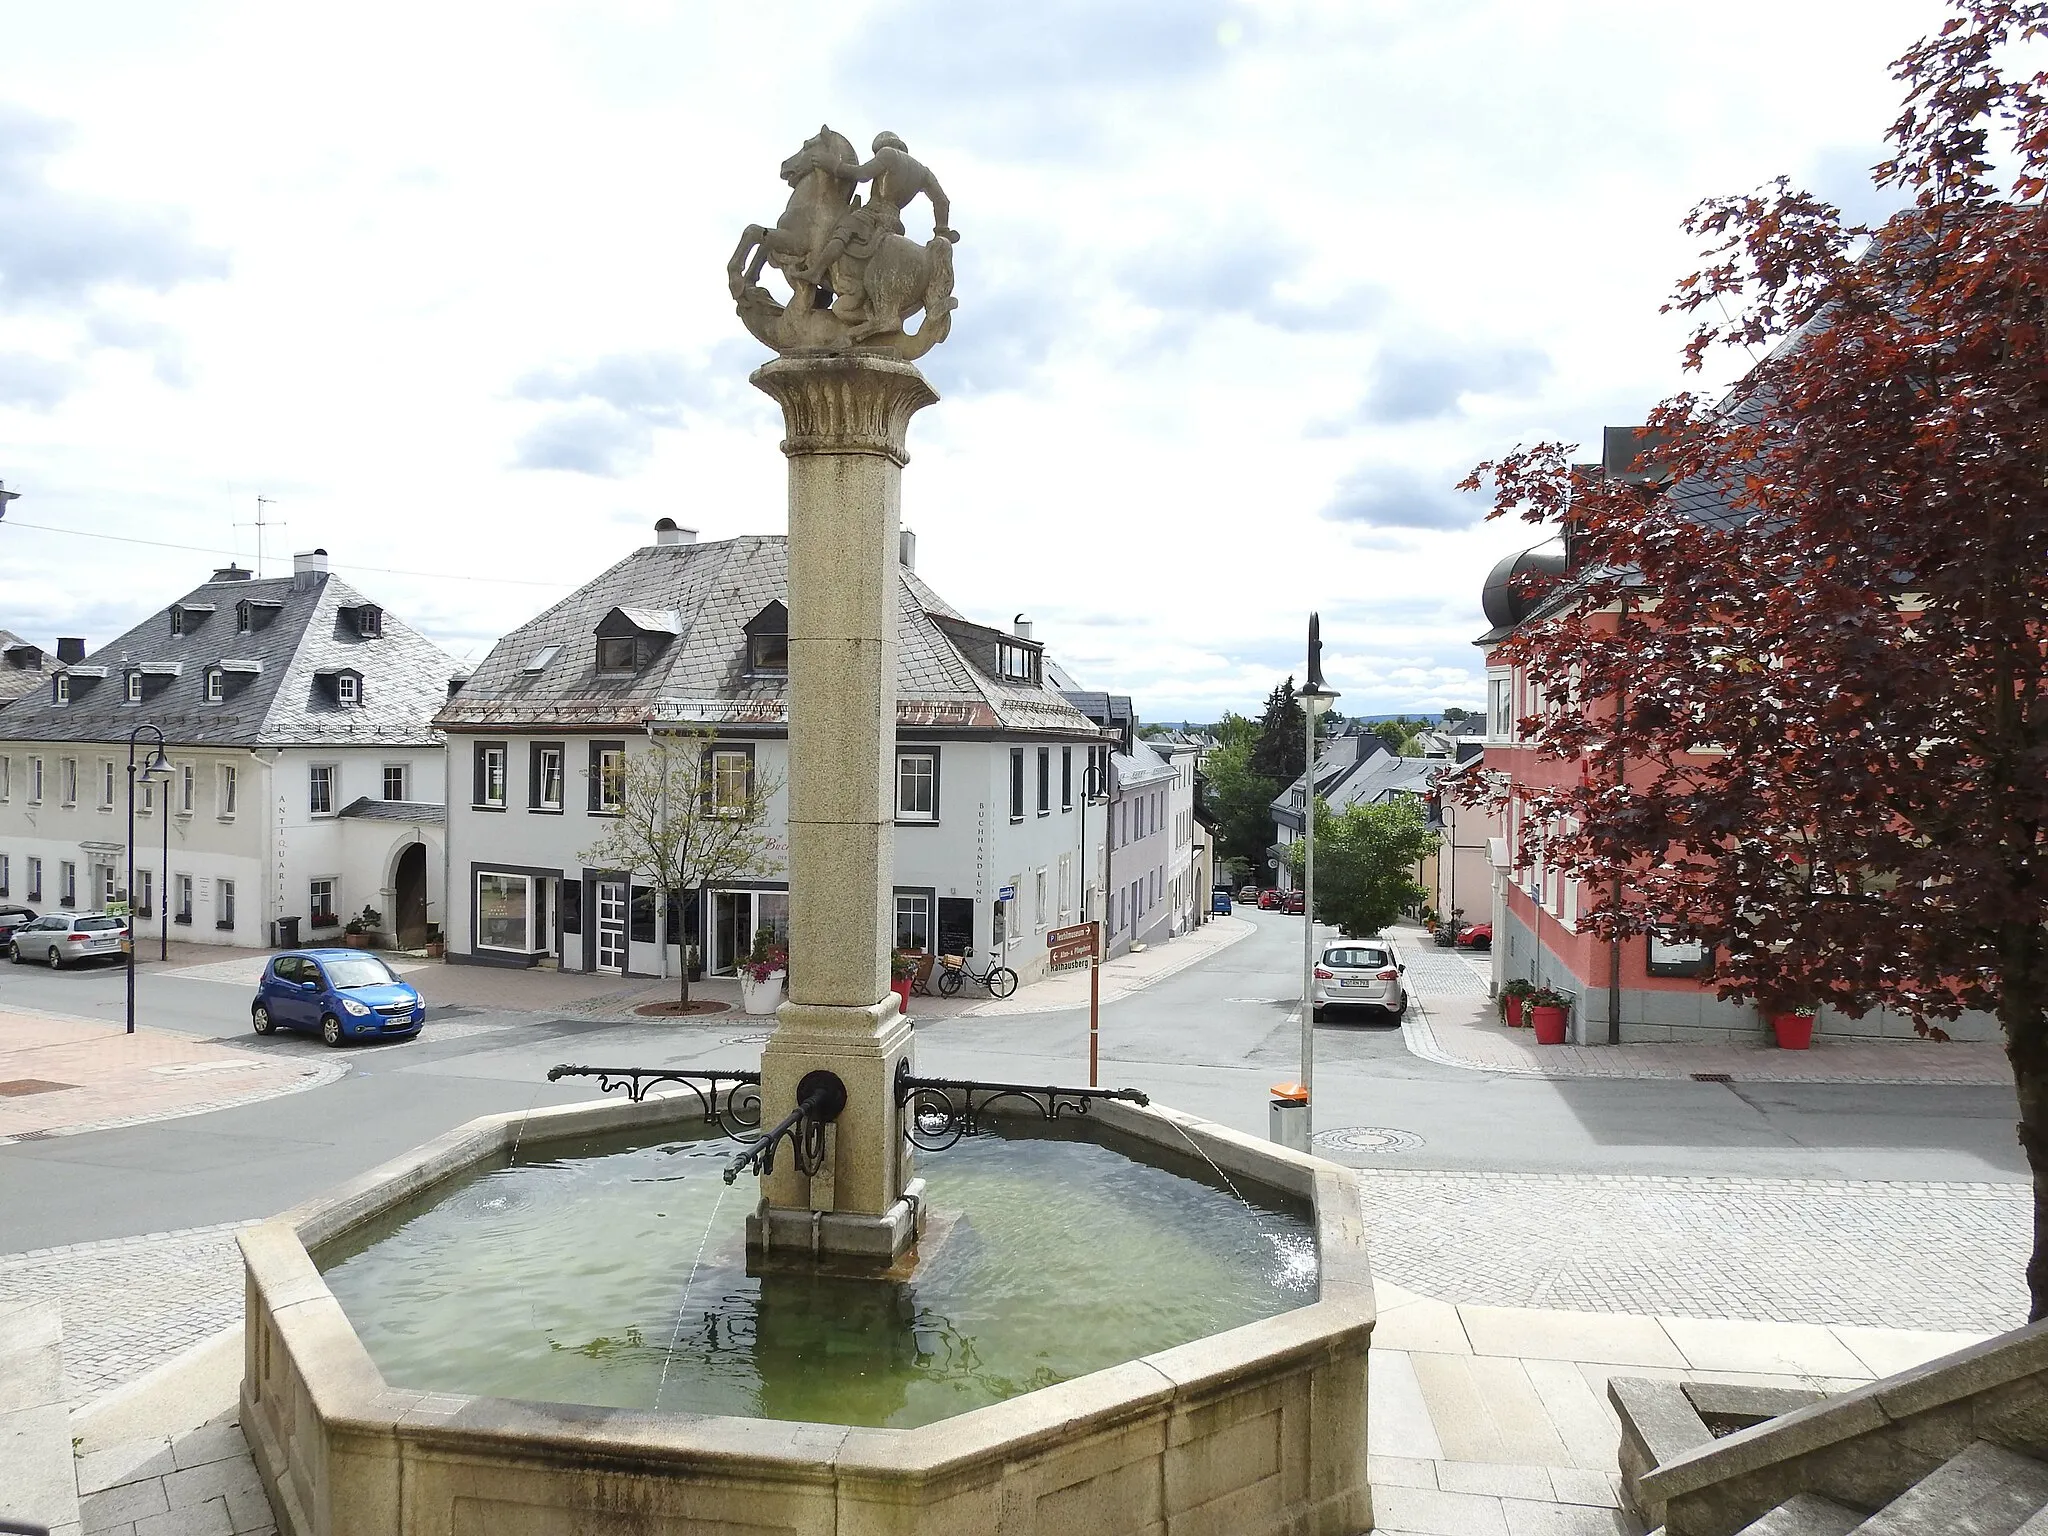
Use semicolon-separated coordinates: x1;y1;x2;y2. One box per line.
1269;1081;1309;1152
271;916;301;950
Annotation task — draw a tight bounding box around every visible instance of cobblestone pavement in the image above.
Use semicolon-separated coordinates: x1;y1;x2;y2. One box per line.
0;1222;256;1402
1336;1165;2029;1333
0;1009;347;1146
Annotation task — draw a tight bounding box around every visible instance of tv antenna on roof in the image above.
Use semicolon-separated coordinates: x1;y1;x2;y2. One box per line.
236;496;284;577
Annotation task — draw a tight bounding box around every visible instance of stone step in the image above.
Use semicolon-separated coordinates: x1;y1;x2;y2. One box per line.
0;1298;81;1536
1854;1440;2048;1535
1735;1492;1863;1535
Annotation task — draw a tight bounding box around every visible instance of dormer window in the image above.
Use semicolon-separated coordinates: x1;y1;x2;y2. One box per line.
236;599;283;633
205;668;224;703
170;609;184;636
347;604;383;638
126;672;143;703
52;674;68;705
997;640;1038;683
236;600;250;631
169;602;213;636
594;606;681;676
744;600;789;676
338;674;360;705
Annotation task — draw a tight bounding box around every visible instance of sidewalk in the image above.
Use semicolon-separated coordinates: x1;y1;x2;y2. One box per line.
1407;990;2012;1086
0;1009;345;1147
952;914;1255;1018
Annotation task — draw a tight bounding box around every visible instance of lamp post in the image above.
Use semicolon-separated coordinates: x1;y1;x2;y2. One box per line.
126;724;170;1035
1298;614;1339;1134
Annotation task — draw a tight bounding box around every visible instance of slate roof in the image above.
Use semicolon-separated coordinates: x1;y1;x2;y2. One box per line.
0;629;51;707
437;535;1100;739
1272;740;1439;831
0;571;462;748
338;796;446;824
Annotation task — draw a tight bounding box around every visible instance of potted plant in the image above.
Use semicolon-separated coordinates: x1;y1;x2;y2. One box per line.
343;916;367;949
1526;986;1572;1045
890;950;920;1011
739;931;786;1016
686;944;704;983
424;922;444;960
353;905;384;949
1498;977;1536;1028
1764;998;1819;1050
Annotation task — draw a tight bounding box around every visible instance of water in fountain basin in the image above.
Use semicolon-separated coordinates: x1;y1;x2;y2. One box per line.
317;1123;1317;1429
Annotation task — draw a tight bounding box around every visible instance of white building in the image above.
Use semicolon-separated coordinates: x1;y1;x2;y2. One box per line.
435;525;1106;986
0;554;459;949
1058;694;1199;956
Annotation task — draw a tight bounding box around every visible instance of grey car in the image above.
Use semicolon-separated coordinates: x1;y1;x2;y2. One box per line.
9;911;128;968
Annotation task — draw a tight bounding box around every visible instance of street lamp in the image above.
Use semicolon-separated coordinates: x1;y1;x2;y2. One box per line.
1299;613;1339;1134
126;724;171;1036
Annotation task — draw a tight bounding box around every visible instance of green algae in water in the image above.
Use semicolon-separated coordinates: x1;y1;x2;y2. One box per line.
317;1125;1317;1428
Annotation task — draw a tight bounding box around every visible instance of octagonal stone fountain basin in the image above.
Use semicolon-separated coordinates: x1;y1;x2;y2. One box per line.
239;1091;1376;1536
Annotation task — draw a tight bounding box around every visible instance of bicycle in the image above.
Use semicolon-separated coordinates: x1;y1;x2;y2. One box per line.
934;946;1018;999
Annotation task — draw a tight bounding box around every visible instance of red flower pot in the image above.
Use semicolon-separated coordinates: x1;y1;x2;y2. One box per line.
1771;1012;1815;1049
1529;1004;1568;1045
1504;995;1524;1028
890;978;913;1011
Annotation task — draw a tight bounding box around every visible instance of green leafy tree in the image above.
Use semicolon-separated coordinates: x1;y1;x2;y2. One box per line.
1250;677;1306;786
1286;797;1439;938
579;728;784;1003
1203;735;1280;886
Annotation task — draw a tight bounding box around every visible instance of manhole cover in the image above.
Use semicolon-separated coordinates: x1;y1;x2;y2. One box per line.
723;1033;772;1048
1312;1125;1423;1154
0;1079;77;1097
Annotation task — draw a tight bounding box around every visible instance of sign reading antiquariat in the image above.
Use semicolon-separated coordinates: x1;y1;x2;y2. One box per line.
1047;922;1099;971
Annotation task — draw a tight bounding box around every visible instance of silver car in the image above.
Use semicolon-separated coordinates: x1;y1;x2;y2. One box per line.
1311;939;1407;1022
9;911;128;968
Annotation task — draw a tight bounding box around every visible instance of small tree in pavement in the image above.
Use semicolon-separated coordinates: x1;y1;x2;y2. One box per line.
580;728;783;1005
1465;0;2048;1316
1286;798;1439;938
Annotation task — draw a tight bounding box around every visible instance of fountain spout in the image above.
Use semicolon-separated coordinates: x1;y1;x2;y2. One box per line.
723;1070;848;1185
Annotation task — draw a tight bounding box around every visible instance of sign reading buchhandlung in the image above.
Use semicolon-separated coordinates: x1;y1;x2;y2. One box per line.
1047;921;1098;972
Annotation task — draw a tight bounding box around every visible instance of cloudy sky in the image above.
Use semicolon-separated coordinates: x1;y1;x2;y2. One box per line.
0;0;1927;720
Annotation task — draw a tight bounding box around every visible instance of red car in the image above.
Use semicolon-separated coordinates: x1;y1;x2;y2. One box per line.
1257;889;1284;910
1284;891;1306;915
1457;922;1493;951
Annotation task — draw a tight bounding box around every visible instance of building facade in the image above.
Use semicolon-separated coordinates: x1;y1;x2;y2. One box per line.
0;554;458;950
436;526;1105;988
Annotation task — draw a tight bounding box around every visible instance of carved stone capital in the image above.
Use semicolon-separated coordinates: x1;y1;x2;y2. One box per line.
750;354;938;465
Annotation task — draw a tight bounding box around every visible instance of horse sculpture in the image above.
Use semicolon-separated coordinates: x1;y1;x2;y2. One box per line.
728;125;956;359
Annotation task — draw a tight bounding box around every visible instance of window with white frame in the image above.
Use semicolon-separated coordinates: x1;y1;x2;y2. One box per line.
175;873;192;924
126;671;143;703
217;878;236;930
1489;670;1514;741
59;861;75;907
138;778;154;815
135;869;153;918
27;857;42;901
476;744;507;808
0;754;9;800
1035;869;1047;930
594;745;626;812
309;763;335;816
178;764;194;814
52;674;67;705
535;748;563;810
383;763;410;802
896;750;936;822
1058;854;1071;920
100;760;115;808
337;673;360;705
893;891;931;953
219;763;238;818
204;669;224;703
310;878;338;926
707;748;750;815
477;871;537;952
98;865;115;907
27;756;41;803
59;758;76;806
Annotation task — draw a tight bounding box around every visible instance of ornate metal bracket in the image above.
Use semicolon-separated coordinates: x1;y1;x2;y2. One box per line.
895;1059;1150;1152
545;1065;763;1139
722;1070;848;1185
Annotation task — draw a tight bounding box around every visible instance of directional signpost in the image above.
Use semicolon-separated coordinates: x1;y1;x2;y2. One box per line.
1048;921;1104;1085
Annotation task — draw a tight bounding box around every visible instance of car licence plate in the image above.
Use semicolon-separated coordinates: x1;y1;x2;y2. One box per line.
1340;978;1371;988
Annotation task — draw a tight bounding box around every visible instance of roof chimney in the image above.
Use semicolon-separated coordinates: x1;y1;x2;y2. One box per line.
211;564;251;582
293;548;329;589
899;528;917;569
1012;613;1033;641
56;637;86;665
653;518;696;547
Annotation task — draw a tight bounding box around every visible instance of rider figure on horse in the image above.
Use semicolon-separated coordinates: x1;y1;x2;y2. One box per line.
794;132;958;325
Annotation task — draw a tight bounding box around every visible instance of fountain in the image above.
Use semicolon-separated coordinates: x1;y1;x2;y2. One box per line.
237;126;1377;1535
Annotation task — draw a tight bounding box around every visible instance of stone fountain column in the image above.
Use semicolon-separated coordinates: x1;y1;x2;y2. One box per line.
747;353;937;1266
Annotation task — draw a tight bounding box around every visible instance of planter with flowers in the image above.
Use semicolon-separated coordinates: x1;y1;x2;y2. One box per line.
739;932;787;1016
1526;986;1572;1046
1498;977;1536;1028
890;950;921;1012
1765;1001;1818;1050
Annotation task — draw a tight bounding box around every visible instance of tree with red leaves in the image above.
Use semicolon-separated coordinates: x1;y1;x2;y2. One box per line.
1465;0;2048;1317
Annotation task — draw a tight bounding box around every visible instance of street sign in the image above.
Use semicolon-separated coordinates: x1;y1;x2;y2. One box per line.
1047;922;1098;971
998;884;1015;902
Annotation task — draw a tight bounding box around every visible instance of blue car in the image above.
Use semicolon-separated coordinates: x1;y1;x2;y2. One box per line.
252;948;425;1047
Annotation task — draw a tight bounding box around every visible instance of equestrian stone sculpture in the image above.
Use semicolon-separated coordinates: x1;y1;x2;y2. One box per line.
728;126;958;358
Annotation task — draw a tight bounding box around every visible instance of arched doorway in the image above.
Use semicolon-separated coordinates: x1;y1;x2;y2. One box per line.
394;843;428;950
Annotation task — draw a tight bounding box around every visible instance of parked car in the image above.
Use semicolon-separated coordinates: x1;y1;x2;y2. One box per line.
1211;887;1233;915
1311;940;1407;1023
1237;885;1260;903
8;911;127;968
0;904;38;941
252;949;425;1047
1257;889;1284;910
1283;890;1306;915
1457;922;1493;951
